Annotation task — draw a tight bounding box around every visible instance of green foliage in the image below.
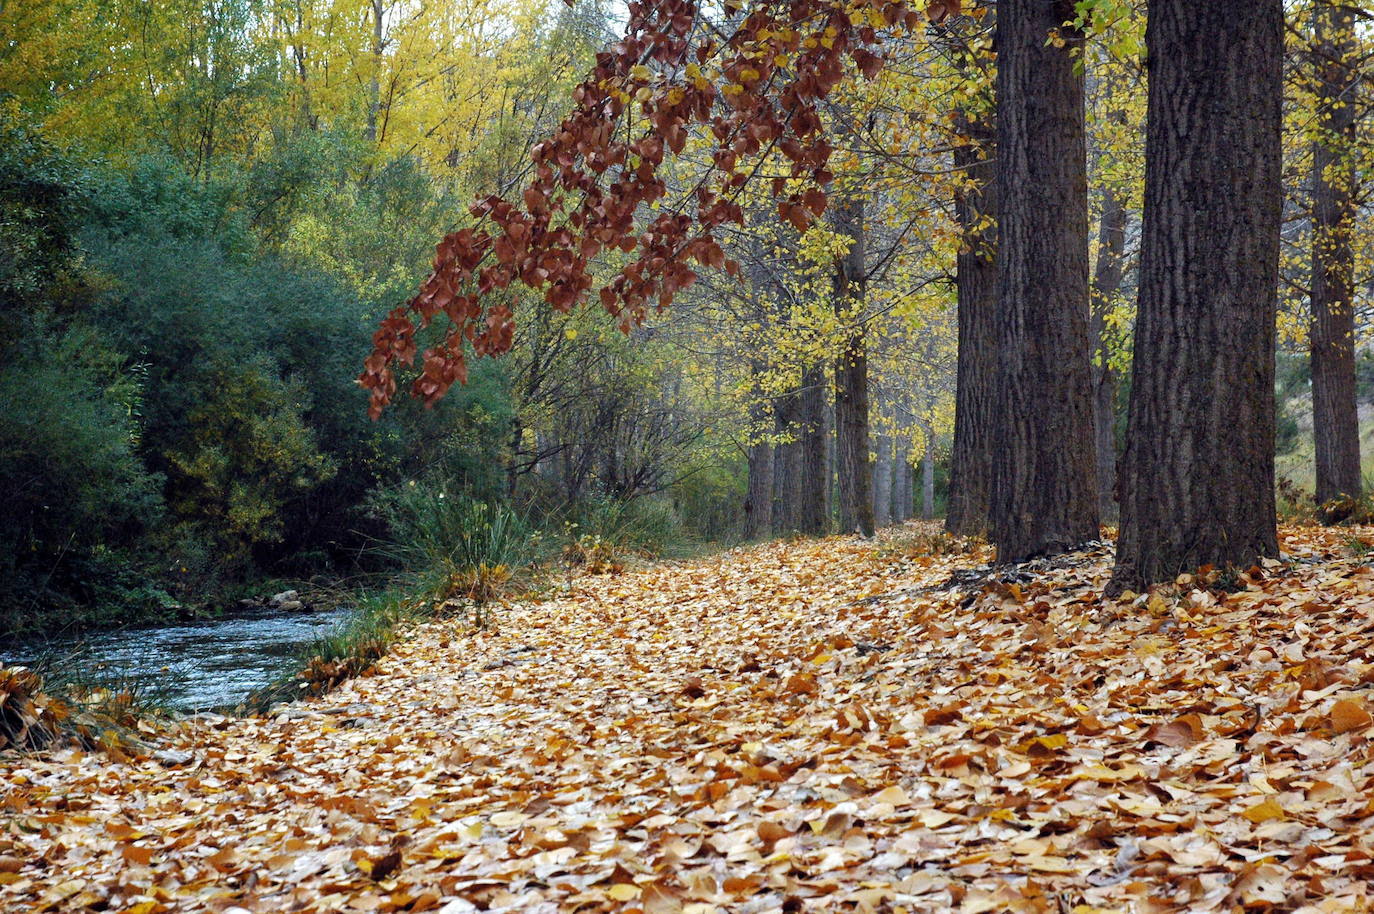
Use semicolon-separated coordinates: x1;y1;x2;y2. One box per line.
0;323;164;622
370;484;539;592
162;362;335;569
566;496;690;557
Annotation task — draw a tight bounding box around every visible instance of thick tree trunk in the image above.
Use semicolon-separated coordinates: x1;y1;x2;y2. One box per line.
1090;189;1127;521
797;365;829;535
991;0;1099;562
1309;0;1362;510
744;441;774;540
833;197;875;536
946;107;999;537
1110;0;1282;592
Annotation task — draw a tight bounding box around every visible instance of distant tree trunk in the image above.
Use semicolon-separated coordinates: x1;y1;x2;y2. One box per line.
1090;188;1127;521
991;0;1099;562
744;437;774;540
892;438;909;523
1110;0;1283;592
946;106;999;537
873;433;893;527
773;391;801;533
798;365;829;534
1309;0;1362;511
833;196;875;536
366;0;383;143
922;433;936;520
901;452;915;523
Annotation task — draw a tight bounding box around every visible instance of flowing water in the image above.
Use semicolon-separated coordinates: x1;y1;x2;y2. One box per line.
4;606;355;712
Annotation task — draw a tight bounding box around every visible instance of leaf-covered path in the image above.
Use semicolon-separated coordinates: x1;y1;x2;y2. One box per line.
5;526;1374;913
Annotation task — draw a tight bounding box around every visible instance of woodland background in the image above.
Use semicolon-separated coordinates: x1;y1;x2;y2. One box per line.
0;0;1369;636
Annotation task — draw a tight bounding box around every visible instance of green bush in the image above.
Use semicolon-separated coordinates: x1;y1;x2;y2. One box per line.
0;325;164;627
370;483;540;587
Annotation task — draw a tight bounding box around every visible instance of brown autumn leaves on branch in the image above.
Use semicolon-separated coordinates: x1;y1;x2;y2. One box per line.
359;0;959;418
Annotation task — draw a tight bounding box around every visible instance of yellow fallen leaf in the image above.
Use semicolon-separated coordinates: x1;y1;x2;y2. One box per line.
873;785;910;806
608;883;641;901
1241;797;1285;824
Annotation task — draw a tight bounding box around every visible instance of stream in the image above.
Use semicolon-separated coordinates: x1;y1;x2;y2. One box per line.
3;606;356;712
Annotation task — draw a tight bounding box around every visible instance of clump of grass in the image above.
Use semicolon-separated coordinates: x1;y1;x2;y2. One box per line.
0;650;169;754
567;497;691;557
247;588;429;711
1342;534;1374;559
1277;477;1317;525
372;486;539;601
562;533;625;576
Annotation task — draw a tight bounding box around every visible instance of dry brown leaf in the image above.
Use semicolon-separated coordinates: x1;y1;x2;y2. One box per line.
1331;697;1372;734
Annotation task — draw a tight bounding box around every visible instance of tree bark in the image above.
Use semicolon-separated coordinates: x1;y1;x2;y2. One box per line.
873;432;892;527
797;364;829;535
1090;188;1127;521
744;439;774;540
1309;0;1362;510
922;432;936;520
773;390;801;534
991;0;1099;562
1110;0;1283;592
833;196;875;536
901;451;914;523
891;438;909;522
946;106;998;538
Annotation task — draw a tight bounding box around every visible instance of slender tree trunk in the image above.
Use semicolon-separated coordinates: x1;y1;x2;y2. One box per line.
991;0;1099;562
890;439;901;525
366;0;383;143
922;433;936;521
1090;188;1127;521
1310;0;1362;511
874;432;893;527
833;197;875;536
946;106;999;537
798;365;829;534
1110;0;1283;593
901;453;914;523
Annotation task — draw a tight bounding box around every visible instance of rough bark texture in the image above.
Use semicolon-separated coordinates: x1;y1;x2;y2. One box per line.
1110;0;1283;592
773;391;801;534
991;0;1099;562
1090;189;1127;521
744;441;774;540
892;438;910;523
833;197;875;536
1309;0;1362;510
922;434;936;521
797;365;829;535
873;433;893;527
946;107;999;538
901;454;914;523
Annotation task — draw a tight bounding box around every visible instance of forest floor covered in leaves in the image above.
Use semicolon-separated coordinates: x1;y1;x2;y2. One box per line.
5;524;1374;913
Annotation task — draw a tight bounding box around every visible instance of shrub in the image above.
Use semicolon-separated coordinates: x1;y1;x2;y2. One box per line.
371;484;538;595
0;324;164;628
